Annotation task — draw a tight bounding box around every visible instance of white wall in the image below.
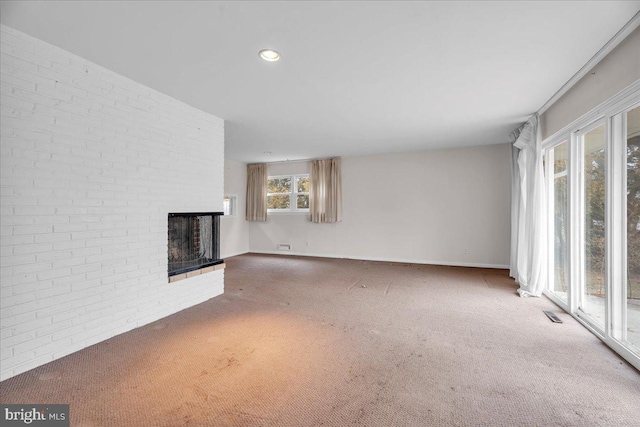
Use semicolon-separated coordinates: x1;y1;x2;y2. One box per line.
541;27;640;140
0;25;225;381
250;143;511;268
221;158;249;258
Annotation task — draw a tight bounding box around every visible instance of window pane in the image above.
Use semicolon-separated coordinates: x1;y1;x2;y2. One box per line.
554;142;568;174
297;176;310;193
627;106;640;352
297;194;309;209
551;142;569;302
267;194;290;210
581;124;606;327
223;197;230;216
267;177;291;194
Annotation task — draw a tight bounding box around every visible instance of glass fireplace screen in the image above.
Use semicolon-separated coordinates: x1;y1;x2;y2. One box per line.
168;212;223;276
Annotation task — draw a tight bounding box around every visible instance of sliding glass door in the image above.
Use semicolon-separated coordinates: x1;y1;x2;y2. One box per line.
544;90;640;370
625;105;640;353
579;123;606;329
548;142;569;304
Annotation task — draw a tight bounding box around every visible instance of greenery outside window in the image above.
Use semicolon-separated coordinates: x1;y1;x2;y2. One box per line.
267;174;309;212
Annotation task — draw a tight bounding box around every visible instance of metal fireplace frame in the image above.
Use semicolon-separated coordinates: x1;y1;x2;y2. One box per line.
167;212;224;277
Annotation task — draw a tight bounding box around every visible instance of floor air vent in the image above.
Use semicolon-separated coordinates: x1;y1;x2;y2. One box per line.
543;311;563;323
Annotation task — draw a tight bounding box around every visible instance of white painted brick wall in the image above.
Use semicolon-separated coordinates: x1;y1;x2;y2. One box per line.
0;25;225;381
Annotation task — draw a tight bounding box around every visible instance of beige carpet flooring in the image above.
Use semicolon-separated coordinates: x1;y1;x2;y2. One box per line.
1;254;639;426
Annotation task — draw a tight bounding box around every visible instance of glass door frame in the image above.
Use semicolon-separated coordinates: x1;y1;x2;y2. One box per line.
609;101;640;352
574;119;608;334
545;140;571;311
541;81;640;371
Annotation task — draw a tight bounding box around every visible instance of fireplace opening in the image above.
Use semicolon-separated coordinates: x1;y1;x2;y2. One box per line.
168;212;223;277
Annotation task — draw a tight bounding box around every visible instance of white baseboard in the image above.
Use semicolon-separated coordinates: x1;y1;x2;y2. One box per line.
247;250;509;270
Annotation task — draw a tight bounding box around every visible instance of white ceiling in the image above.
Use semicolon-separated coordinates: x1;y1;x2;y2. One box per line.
1;1;639;163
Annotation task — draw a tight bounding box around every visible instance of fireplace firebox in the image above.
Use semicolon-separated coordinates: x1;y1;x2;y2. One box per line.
168;212;223;277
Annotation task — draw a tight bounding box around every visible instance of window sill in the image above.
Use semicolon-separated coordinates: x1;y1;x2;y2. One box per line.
267;211;309;216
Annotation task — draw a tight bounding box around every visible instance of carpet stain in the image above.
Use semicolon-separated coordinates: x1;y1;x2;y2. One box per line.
347;279;362;291
38;372;60;381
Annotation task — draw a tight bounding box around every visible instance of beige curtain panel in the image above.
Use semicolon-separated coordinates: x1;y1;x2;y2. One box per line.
309;157;342;223
246;163;268;222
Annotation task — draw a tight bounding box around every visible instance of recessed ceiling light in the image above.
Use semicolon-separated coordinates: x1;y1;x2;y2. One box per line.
263;151;272;155
259;49;280;62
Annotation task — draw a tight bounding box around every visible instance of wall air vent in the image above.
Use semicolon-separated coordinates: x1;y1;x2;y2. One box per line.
277;243;292;251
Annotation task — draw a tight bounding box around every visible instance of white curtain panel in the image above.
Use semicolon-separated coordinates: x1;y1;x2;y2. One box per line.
245;163;268;222
510;114;547;297
309;158;342;223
